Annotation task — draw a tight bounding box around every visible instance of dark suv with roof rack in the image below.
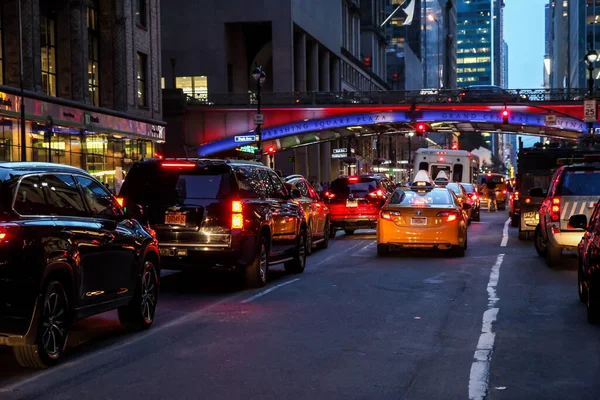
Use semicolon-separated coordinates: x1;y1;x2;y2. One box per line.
118;158;308;288
0;162;160;368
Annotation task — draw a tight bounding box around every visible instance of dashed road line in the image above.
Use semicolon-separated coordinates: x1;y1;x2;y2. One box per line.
240;278;301;304
468;253;505;400
500;218;510;247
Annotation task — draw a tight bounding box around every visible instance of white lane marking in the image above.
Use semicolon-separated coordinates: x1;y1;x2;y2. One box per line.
500;218;510;247
240;278;301;304
0;292;246;393
468;253;504;400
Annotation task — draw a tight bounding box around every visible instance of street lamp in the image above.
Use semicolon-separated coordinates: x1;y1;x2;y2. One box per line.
428;15;442;89
252;65;266;160
585;49;598;97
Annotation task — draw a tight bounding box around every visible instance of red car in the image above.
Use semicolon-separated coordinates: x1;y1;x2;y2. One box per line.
323;175;392;236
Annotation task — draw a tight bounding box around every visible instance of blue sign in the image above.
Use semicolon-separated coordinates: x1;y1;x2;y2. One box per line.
234;135;259;143
197;110;590;157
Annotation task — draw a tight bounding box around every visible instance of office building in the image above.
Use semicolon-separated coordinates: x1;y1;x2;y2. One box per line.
385;0;456;90
0;0;164;189
456;0;506;87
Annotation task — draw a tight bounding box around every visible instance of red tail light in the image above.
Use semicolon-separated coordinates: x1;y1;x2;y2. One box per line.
381;210;401;221
348;176;359;183
502;190;507;194
437;211;458;222
324;191;335;199
116;197;125;207
549;196;561;222
525;198;531;204
514;191;519;201
231;201;243;229
161;161;195;168
471;194;478;201
368;189;385;198
0;223;19;242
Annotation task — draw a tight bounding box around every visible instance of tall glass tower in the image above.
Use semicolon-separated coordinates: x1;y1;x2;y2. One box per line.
456;0;505;87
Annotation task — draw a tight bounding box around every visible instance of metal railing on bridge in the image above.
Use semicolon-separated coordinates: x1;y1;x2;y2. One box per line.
186;88;593;107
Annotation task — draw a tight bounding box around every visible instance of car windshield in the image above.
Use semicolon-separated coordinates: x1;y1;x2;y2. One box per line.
446;183;462;195
556;170;600;196
388;189;453;206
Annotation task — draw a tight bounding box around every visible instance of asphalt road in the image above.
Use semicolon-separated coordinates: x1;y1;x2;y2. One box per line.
1;212;600;399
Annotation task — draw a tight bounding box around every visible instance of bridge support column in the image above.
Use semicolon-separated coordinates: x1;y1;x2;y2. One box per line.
294;147;309;178
308;40;319;92
307;144;321;183
331;57;340;92
319;50;330;92
294;32;307;92
320;141;331;184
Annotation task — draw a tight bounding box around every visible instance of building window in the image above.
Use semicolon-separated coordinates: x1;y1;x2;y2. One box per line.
0;6;3;84
161;77;165;89
87;1;100;105
175;76;208;100
136;52;147;107
40;15;57;96
136;0;147;27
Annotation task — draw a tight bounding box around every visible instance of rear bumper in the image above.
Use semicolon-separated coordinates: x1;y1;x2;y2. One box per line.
330;216;378;230
159;232;258;269
547;228;584;250
377;219;464;248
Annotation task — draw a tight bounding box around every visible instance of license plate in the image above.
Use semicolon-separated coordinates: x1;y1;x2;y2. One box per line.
523;211;538;220
346;200;358;208
160;248;188;257
411;216;427;226
165;212;186;225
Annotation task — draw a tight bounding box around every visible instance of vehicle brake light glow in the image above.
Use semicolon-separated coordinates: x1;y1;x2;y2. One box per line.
161;162;195;168
525;198;531;204
446;214;457;222
324;191;335;199
369;189;385;198
381;211;392;221
503;190;507;194
471;194;478;201
231;201;243;229
116;197;125;207
348;176;359;183
437;211;458;222
549;196;561;222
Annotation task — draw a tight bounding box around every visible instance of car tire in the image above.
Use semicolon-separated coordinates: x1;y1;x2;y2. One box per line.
588;279;600;324
329;224;337;239
534;225;546;257
317;220;330;250
451;245;465;257
118;259;159;330
545;243;562;268
344;229;355;236
306;223;313;256
13;280;70;369
377;244;389;257
244;236;269;288
285;227;307;274
579;261;588;303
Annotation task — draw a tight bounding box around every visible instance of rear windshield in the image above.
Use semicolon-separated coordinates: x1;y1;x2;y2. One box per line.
120;163;233;206
446;183;463;195
330;178;378;197
389;189;453;206
556;170;600;196
479;175;504;184
461;184;475;193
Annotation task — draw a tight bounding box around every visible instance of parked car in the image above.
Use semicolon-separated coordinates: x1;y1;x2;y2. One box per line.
446;182;472;223
284;175;330;254
324;175;392;236
118;159;308;288
0;162;160;368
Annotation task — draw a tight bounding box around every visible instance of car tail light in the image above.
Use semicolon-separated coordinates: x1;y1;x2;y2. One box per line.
161;161;195;168
324;191;335;199
231;201;243;229
514;191;519;201
525;198;531;204
471;194;478;201
368;189;385;198
549;196;561;222
116;197;125;207
437;211;458;222
0;223;19;241
503;190;507;194
348;176;359;183
381;210;401;221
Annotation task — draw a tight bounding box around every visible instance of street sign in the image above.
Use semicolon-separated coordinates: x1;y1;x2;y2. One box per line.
545;114;557;126
238;145;258;154
234;135;259;143
332;148;347;154
253;114;264;125
584;99;597;123
331;153;347;159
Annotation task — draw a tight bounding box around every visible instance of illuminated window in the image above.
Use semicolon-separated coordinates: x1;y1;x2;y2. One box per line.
0;7;3;84
87;0;100;105
137;52;147;107
176;76;208;99
161;77;165;89
40;13;57;97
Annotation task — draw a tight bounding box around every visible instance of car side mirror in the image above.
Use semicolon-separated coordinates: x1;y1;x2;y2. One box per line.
569;214;588;230
528;187;545;197
462;202;472;210
125;204;145;222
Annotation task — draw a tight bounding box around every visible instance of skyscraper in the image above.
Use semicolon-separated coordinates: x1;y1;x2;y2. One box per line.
456;0;506;87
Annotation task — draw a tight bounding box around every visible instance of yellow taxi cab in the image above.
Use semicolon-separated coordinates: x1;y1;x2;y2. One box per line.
478;173;508;210
376;170;470;257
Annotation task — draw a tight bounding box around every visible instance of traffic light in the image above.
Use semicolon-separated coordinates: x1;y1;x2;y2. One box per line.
415;123;428;137
267;146;276;155
501;109;509;124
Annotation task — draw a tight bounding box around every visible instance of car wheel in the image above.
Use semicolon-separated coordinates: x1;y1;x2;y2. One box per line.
534;225;546;257
376;244;389;257
118;259;159;330
545;243;562;268
588;279;600;324
13;280;69;368
344;229;355;236
306;223;313;256
317;219;330;250
244;236;269;288
579;261;588;303
450;245;465;257
285;227;307;274
328;224;337;239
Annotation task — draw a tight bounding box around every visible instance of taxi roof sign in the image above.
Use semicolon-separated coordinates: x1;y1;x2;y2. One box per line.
410;170;435;190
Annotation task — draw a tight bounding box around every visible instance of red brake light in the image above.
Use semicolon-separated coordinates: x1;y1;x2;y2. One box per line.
161;162;196;168
471;194;478;201
381;211;393;221
447;214;457;222
369;189;385;198
348;176;359;183
525;198;531;204
0;223;19;242
437;211;458;222
549;196;561;222
116;197;125;207
231;201;243;229
324;191;335;199
503;190;507;194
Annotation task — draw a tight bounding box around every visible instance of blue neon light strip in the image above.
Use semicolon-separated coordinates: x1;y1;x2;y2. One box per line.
197;110;590;157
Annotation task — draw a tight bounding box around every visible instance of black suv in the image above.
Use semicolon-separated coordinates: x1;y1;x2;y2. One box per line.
0;163;159;368
118;159;308;288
